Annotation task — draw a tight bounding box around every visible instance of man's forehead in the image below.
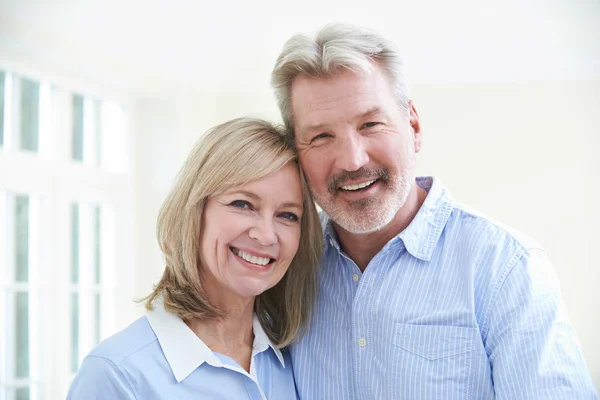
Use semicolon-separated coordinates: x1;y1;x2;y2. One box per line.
293;91;381;136
292;69;375;99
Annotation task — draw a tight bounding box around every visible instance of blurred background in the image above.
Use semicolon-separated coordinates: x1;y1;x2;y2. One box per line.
0;0;598;398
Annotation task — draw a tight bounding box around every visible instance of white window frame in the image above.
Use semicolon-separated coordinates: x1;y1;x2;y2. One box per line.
0;59;136;400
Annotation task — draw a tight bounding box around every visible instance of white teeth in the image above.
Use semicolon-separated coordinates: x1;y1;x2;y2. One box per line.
340;179;376;191
232;248;270;266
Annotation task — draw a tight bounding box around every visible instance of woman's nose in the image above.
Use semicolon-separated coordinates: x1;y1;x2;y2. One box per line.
249;218;277;246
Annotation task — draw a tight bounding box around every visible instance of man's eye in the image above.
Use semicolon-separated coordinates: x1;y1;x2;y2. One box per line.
229;200;252;210
362;122;379;129
311;132;331;142
279;212;299;222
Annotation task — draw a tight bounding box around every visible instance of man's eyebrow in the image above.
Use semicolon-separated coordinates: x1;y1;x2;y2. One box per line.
298;107;384;136
298;122;328;137
357;106;383;120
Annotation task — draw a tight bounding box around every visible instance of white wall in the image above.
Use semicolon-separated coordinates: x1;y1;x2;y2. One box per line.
132;94;225;305
133;80;600;388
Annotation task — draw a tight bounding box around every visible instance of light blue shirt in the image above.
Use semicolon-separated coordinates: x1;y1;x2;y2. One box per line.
292;176;598;399
67;301;296;400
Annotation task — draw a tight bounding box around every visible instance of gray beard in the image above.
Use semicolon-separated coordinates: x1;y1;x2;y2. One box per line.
314;170;414;235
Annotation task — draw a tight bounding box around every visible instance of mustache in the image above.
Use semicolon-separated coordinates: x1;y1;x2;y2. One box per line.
327;167;390;194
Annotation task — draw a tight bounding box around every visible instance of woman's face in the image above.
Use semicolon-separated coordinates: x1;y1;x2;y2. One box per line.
200;162;303;303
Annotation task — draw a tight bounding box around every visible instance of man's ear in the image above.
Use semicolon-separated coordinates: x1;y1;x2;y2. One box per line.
409;100;422;152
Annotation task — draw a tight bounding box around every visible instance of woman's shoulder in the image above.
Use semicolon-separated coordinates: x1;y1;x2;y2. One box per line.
67;317;159;399
87;316;158;364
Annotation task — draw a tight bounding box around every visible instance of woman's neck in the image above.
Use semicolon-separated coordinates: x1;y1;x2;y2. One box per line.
186;296;255;372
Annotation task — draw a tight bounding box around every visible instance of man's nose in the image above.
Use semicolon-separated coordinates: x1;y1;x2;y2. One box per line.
333;130;370;172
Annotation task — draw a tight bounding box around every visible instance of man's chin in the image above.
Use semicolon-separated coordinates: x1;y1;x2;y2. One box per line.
331;209;395;235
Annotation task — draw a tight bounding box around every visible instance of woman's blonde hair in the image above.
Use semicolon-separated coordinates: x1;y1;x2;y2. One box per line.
143;117;323;347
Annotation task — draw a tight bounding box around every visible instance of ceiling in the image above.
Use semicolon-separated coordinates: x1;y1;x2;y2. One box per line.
1;0;598;97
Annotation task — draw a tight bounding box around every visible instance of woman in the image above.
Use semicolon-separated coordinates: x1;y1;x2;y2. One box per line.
67;117;323;399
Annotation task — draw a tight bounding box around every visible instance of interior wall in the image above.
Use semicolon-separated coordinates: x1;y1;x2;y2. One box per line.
133;80;600;387
131;94;224;307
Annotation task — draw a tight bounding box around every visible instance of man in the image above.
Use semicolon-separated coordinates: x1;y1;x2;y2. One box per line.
271;23;598;399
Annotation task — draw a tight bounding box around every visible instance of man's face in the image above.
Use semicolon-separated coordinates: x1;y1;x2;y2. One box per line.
290;65;422;234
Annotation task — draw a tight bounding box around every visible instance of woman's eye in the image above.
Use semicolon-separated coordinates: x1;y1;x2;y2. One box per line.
362;122;379;129
311;132;331;142
229;200;252;210
279;212;299;222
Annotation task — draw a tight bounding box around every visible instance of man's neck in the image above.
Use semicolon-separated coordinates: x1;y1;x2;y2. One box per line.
335;185;428;271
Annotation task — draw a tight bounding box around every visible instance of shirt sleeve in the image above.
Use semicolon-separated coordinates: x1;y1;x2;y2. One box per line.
67;356;138;400
484;248;598;399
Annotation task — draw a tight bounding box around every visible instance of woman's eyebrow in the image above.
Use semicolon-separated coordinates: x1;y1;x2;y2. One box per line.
225;190;259;200
280;202;303;212
226;190;303;211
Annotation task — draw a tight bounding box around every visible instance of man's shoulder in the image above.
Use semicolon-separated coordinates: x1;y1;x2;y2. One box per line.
448;202;544;254
87;316;159;366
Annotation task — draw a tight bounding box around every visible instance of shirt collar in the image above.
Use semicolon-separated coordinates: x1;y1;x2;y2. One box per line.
323;176;453;262
146;301;285;383
252;315;285;367
146;301;221;383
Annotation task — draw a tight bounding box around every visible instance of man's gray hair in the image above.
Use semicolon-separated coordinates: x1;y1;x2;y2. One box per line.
271;23;410;139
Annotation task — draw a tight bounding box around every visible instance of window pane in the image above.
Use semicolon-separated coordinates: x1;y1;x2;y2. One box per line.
15;195;29;282
95;292;101;345
0;71;5;147
91;99;101;164
72;95;101;164
71;292;79;372
72;95;84;161
94;206;101;284
15;387;30;400
20;78;39;152
16;292;30;379
71;204;79;283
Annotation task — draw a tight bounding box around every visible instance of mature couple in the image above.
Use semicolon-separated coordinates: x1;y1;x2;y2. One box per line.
68;24;597;399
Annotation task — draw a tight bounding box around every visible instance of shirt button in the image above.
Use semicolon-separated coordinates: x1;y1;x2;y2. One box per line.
352;274;359;282
358;338;367;347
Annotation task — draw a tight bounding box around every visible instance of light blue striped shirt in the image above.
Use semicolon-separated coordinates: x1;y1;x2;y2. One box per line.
68;302;296;399
292;176;597;399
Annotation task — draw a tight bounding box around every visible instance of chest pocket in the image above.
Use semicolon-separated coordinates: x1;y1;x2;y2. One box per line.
390;324;479;399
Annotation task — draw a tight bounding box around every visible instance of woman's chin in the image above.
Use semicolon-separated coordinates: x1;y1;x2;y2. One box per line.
228;280;274;301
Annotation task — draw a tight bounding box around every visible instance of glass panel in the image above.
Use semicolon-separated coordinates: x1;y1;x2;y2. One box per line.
15;195;29;282
72;95;84;161
94;205;101;284
91;99;101;164
71;292;79;372
0;71;5;147
19;78;39;152
71;204;79;283
15;292;30;379
15;388;29;400
95;292;101;345
72;95;101;164
15;387;30;400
